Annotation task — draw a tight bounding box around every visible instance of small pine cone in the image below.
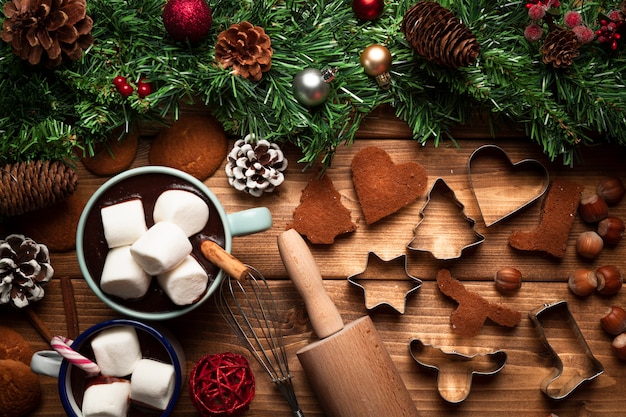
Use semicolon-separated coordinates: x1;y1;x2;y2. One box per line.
0;160;78;218
541;29;580;68
215;21;273;81
0;234;54;308
402;1;479;69
1;0;94;67
225;134;288;197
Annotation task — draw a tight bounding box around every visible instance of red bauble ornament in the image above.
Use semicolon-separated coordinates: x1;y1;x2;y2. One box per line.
163;0;212;43
352;0;384;20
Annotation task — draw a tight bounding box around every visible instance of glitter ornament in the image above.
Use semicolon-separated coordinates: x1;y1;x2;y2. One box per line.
292;68;331;106
163;0;212;43
352;0;384;20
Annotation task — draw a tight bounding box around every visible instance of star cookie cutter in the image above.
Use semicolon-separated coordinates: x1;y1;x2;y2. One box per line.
409;338;508;403
529;300;604;400
347;252;422;314
468;144;549;227
407;178;485;260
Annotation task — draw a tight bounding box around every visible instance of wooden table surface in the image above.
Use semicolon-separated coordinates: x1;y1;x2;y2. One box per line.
5;107;626;417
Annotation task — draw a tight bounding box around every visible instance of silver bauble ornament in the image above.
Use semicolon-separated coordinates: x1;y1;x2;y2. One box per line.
292;68;330;106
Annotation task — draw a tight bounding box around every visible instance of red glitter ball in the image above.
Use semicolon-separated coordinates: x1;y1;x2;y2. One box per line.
352;0;384;20
163;0;212;43
189;352;255;417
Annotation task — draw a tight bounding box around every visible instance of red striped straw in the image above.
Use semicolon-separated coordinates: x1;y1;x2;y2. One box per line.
51;336;101;375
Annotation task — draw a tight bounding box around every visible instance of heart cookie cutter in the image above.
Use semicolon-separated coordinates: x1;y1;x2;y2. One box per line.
529;300;604;400
407;178;485;260
347;252;422;314
468;145;550;227
409;338;507;403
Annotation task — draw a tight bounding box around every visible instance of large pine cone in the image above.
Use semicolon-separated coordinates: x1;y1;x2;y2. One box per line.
0;160;78;218
402;1;479;69
215;21;273;81
541;29;580;68
1;0;94;67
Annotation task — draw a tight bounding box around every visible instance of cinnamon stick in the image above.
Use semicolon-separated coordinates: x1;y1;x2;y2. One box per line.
60;276;79;340
24;306;54;346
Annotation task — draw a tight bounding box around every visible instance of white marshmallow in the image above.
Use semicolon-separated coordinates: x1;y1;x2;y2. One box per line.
82;379;130;417
153;189;210;237
91;326;142;377
101;199;147;248
130;222;192;276
156;255;208;305
100;246;152;299
130;359;176;410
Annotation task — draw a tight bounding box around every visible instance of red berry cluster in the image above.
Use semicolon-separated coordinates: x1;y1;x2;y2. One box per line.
524;2;595;45
596;11;624;50
112;76;152;98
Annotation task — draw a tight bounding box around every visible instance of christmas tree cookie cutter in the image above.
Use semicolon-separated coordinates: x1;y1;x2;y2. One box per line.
407;177;485;260
409;338;508;403
347;252;422;314
529;300;604;400
468;144;549;227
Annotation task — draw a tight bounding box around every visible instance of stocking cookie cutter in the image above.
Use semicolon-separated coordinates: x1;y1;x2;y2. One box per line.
409;338;507;403
347;252;422;314
529;300;604;399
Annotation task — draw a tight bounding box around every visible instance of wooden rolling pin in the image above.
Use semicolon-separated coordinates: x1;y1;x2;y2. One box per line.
278;228;420;417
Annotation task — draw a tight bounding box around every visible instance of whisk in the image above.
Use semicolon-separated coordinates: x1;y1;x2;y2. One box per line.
201;239;305;417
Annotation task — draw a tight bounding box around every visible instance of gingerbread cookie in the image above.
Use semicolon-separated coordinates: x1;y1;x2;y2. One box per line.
351;146;428;225
509;178;584;258
150;115;228;180
437;269;521;337
288;172;356;244
81;128;139;175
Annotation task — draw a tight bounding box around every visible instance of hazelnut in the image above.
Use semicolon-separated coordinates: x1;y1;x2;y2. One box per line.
595;265;623;295
612;333;626;360
600;306;626;335
494;267;522;292
597;176;625;206
575;231;604;259
578;194;609;223
597;216;625;246
567;268;597;297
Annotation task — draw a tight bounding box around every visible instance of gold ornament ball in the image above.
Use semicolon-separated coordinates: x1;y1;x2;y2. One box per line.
360;44;392;76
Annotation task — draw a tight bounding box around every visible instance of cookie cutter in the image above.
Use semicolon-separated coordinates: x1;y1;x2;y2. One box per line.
409;338;507;403
407;177;485;260
529;300;604;400
347;252;422;314
468;144;549;227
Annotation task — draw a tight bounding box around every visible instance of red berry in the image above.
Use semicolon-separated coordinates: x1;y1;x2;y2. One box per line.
137;82;152;98
113;76;127;87
118;83;134;97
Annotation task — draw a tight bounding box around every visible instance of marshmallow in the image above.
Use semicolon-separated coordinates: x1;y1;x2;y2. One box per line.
91;326;142;377
153;189;210;237
101;199;147;248
82;378;131;417
130;359;176;410
100;246;152;299
130;222;192;276
156;255;208;305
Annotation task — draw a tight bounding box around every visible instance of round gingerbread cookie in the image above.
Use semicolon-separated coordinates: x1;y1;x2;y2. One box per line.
81;128;139;175
149;115;228;180
0;359;42;417
0;326;35;365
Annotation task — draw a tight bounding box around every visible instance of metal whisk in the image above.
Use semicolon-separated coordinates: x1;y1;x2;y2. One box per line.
201;239;305;417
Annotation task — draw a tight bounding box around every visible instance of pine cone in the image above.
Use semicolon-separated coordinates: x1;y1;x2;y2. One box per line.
215;21;273;81
0;234;53;308
541;29;580;68
0;160;78;218
402;1;479;69
1;0;94;67
225;134;288;197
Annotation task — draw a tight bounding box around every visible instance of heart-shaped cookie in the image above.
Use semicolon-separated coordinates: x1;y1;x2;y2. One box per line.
468;145;549;227
352;146;428;225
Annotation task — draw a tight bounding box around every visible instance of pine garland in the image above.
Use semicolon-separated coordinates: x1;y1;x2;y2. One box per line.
1;0;625;168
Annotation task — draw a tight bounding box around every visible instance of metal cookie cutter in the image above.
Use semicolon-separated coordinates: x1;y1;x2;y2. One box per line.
529;300;604;400
348;252;422;314
409;338;507;403
407;178;485;260
468;144;549;227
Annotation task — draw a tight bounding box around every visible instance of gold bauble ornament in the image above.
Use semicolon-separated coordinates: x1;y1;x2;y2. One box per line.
360;44;392;89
